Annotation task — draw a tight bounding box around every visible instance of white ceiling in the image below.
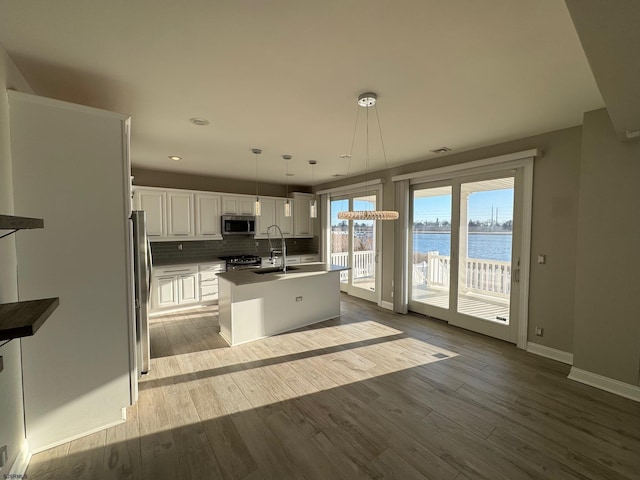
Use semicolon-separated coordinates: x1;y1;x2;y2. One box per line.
0;1;604;186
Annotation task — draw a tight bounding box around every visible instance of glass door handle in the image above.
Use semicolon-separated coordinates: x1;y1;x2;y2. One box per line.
513;268;520;283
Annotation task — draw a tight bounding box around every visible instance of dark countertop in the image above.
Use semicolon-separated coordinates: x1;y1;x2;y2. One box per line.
152;257;225;267
152;252;319;267
217;263;348;286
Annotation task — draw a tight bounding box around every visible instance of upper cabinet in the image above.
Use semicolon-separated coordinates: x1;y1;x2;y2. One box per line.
167;191;194;236
221;195;254;215
133;187;314;241
276;198;294;237
194;193;222;238
293;192;315;238
135;189;167;237
255;197;293;238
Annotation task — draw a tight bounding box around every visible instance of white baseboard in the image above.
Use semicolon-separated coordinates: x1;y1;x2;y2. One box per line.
380;301;394;311
568;367;640;403
30;417;126;455
526;342;573;365
9;439;31;478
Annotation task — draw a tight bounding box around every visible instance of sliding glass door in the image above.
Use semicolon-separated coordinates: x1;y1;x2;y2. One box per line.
330;193;379;303
409;170;523;343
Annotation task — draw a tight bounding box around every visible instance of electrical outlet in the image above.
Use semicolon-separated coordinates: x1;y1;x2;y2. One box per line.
178;243;183;251
535;327;544;337
295;296;303;302
537;254;546;264
255;241;259;247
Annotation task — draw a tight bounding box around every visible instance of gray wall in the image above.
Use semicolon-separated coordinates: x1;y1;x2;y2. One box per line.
132;167;311;197
573;109;640;385
0;43;33;474
316;125;584;354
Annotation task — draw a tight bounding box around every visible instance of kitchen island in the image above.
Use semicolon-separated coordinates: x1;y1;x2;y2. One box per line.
217;263;348;346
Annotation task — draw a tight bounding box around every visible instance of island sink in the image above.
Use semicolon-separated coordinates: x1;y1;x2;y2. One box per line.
253;266;301;275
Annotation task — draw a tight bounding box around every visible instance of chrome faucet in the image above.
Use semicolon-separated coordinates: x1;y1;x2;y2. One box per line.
267;224;286;272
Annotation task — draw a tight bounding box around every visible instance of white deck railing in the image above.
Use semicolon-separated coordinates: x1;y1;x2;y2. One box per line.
332;250;510;298
331;251;375;282
413;251;510;297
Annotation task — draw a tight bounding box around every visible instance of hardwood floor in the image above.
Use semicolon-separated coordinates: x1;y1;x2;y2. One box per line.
26;295;640;479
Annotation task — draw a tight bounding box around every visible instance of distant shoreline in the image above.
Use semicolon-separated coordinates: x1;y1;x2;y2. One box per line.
414;231;512;235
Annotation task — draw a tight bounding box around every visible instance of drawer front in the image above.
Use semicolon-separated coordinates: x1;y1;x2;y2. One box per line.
199;262;225;272
154;265;198;277
201;285;219;297
285;256;300;265
300;255;319;263
199;271;220;281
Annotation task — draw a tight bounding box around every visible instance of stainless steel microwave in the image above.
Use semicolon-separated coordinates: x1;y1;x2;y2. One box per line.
221;215;256;235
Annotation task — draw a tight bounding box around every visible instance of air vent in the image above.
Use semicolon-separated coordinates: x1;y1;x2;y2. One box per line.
430;147;452;154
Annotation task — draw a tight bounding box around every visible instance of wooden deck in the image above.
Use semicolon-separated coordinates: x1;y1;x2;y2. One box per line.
26;295;640;480
412;284;510;322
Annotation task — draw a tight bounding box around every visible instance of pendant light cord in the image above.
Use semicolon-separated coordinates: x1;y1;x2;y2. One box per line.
374;105;390;170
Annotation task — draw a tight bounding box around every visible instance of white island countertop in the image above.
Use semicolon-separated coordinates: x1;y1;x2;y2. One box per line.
217;263;348;286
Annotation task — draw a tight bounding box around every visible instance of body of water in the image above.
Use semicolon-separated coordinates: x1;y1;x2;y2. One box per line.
413;232;512;262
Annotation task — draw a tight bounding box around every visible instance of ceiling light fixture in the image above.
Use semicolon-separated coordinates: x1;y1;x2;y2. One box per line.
189;117;210;126
283;155;292;217
252;148;262;216
168;155;182;161
308;160;318;218
337;92;399;221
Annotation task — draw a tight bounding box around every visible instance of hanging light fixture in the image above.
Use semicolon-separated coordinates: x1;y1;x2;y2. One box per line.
283;154;292;217
308;160;318;218
252;148;262;216
337;92;399;221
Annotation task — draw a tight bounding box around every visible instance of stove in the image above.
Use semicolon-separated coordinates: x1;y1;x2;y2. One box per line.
219;254;262;270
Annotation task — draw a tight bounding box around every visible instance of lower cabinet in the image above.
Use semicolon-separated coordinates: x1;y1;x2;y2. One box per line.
151;262;225;314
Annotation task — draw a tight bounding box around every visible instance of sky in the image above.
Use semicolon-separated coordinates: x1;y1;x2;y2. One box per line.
331;188;515;226
413;189;514;224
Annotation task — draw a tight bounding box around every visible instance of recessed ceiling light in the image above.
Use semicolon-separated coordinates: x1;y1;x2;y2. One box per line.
189;117;210;126
286;173;295;177
168;155;182;161
331;174;345;177
625;128;640;139
339;154;351;158
430;147;452;154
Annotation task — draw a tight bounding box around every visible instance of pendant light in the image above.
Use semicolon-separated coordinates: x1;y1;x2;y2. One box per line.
283;154;292;217
308;160;318;218
252;148;262;216
337;92;399;221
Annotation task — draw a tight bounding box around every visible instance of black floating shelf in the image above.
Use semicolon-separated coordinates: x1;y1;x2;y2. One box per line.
0;214;44;230
0;298;60;342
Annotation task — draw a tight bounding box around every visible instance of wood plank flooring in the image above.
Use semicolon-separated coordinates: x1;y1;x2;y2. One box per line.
26;295;640;479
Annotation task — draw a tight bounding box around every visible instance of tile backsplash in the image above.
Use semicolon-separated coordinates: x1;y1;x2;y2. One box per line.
151;236;319;263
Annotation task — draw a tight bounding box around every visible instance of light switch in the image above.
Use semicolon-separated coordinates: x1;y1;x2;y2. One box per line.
537;254;546;264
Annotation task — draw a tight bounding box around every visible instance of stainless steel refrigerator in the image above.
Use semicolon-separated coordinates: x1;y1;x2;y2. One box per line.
131;211;152;380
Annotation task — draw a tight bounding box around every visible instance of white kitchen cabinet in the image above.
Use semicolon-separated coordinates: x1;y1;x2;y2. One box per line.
199;261;225;303
151;265;199;312
222;195;255;215
156;276;178;308
276;198;294;237
135;189;167;237
300;254;320;264
256;197;294;239
151;262;225;313
195;193;222;239
255;197;276;238
167;192;194;236
178;273;199;304
293;192;315;238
